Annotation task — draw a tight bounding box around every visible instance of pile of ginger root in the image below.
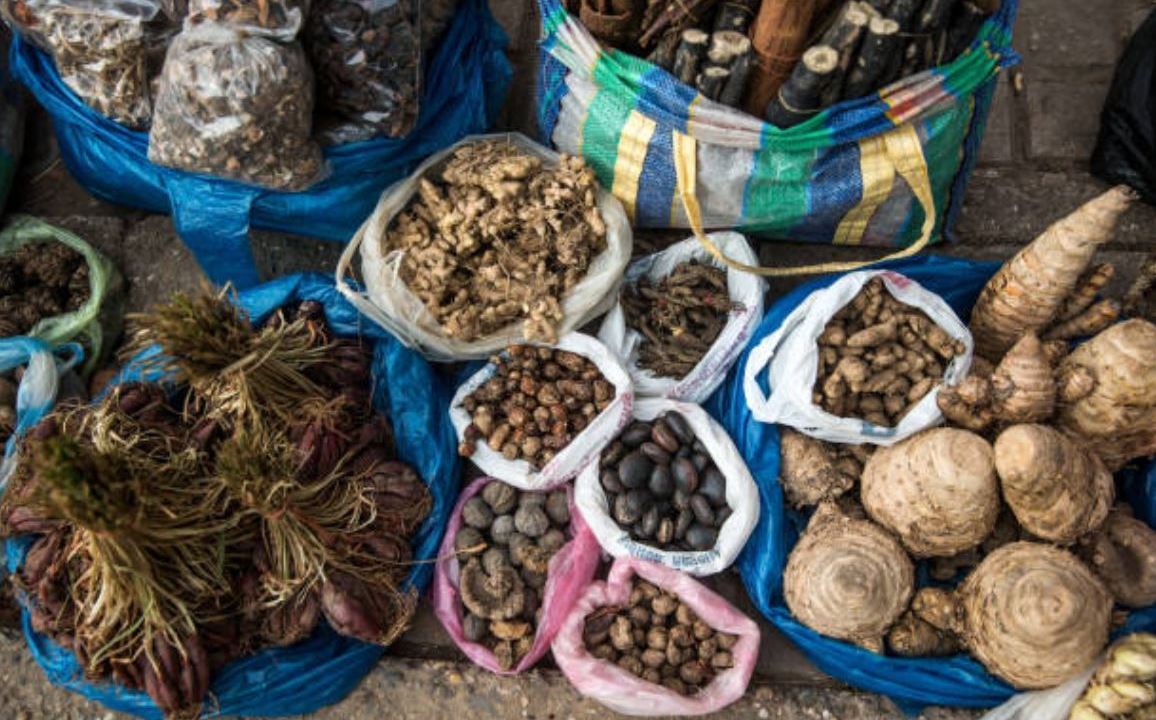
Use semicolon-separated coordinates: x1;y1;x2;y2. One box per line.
383;140;608;344
780;185;1156;692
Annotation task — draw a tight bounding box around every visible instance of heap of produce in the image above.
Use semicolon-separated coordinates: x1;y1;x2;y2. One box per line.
458;345;616;469
383;141;609;344
813;276;965;427
0;240;91;336
581;579;738;695
0;289;431;718
598;411;732;552
453;482;571;670
1071;633;1156;720
576;0;993;122
0;372;14;452
620;260;742;379
780;187;1156;691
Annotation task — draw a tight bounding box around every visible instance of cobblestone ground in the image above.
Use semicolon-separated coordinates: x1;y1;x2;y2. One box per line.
3;0;1155;717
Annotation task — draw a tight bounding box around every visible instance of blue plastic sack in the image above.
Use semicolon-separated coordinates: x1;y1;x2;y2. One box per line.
0;337;83;489
9;0;511;289
6;273;461;719
704;255;1156;711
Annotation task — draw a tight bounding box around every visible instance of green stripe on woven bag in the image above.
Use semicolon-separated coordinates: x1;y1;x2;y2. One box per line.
739;149;818;237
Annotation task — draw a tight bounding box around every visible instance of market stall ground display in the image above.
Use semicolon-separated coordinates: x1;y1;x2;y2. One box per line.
709;233;1156;711
537;0;1018;257
7;0;511;289
1;274;460;719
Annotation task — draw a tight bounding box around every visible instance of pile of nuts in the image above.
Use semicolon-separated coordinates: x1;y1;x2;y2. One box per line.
0;241;91;337
815;278;966;427
621;261;740;379
382;141;608;344
582;580;737;695
599;412;730;552
459;346;616;470
453;482;571;670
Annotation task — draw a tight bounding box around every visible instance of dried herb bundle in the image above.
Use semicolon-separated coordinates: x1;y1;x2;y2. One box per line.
383;141;608;344
0;240;91;337
2;293;431;717
621;261;739;379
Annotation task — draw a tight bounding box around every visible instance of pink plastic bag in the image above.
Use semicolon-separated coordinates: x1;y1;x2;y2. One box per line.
552;557;760;716
431;477;602;675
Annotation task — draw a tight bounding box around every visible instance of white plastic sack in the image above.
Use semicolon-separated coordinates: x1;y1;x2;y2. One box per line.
450;333;634;491
979;660;1099;720
575;398;759;576
0;338;83;490
335;132;633;362
742;269;973;446
597;233;765;404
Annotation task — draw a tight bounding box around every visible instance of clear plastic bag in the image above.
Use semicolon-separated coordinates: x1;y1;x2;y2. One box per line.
1;0;163;127
574;398;760;577
148;21;325;191
742;269;974;446
552;557;760;716
431;478;602;675
306;0;421;140
187;0;308;38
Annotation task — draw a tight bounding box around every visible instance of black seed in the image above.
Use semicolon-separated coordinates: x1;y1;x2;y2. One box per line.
622;422;653;448
664;412;693;443
648;465;673;497
698;467;726;506
601;469;624;495
651;420;680;453
686;524;718;550
618;451;654;489
690;494;715;526
672;457;699;494
640;442;672;466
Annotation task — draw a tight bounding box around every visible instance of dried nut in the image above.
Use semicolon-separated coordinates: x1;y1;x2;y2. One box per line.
463;497;494;529
490;515;516;545
642;667;662;684
601;469;625;494
490;620;532;641
618;655;644;676
675;604;695;626
591;643;617;661
584;609;616;646
711;651;734;669
692;620;713;642
663;677;688;695
651;421;680;453
618;452;653;489
482;482;518;514
647;626;669;650
648;466;674;497
610;616;635;651
652;594;678;617
689;495;715;525
482;547;510;575
463;612;489;642
697;637;718;661
538;528;566;555
672;458;699;494
630;606;651;628
641;648;666;668
641;442;672;466
522;567;548;590
698;467;726;506
455;526;485;555
670;624;694;648
514;504;550;538
679;659;709;686
545;491;570;525
686;524;718;551
716;633;738;651
622;423;653;447
666;643;685;666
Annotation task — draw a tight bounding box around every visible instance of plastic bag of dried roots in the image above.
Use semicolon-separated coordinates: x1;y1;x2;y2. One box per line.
2;0;165;127
306;0;421;141
186;0;308;38
148;21;325;191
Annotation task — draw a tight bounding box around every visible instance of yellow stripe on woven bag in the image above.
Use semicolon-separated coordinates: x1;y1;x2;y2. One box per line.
611;111;658;222
833;134;895;246
674;124;937;276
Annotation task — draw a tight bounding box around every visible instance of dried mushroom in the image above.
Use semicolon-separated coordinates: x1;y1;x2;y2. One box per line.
383;141;608;344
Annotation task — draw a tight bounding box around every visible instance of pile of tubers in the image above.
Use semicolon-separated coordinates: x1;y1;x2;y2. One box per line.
453;482;572;670
0;290;431;718
620;261;741;379
814;276;965;427
0;240;91;337
458;345;617;470
383;141;609;344
782;186;1156;691
598;411;732;552
582;580;738;696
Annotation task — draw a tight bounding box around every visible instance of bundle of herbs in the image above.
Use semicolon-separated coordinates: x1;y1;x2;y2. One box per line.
0;289;431;718
0;240;91;337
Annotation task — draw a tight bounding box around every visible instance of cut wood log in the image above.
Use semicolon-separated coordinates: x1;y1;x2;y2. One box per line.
765;44;840;127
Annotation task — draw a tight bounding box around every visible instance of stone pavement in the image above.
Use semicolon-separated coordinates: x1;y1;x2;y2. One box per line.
3;0;1155;717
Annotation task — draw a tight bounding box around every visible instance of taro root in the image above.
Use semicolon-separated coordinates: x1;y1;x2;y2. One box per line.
778;429;867;508
994;424;1114;544
959;542;1113;689
988;332;1056;423
861;428;1000;558
581;581;737;695
783;503;913;652
620;261;742;379
814;277;965;427
0;241;91;338
148;23;324;191
1080;506;1156;608
459;345;616;470
453;482;572;670
599;412;731;552
306;0;420;139
382;141;608;344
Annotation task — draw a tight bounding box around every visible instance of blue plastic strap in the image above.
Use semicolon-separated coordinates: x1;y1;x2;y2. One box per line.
166;175;262;289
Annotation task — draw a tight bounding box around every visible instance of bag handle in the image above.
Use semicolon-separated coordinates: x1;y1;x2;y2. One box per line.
673;123;937;276
167;174;263;289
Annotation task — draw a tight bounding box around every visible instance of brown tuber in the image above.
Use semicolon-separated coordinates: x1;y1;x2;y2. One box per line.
989;332;1056;423
959;542;1113;689
861;428;1000;558
968;186;1136;360
783;503;913;651
1055;318;1156;470
1081;506;1156;609
778;429;864;507
994;424;1114;544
